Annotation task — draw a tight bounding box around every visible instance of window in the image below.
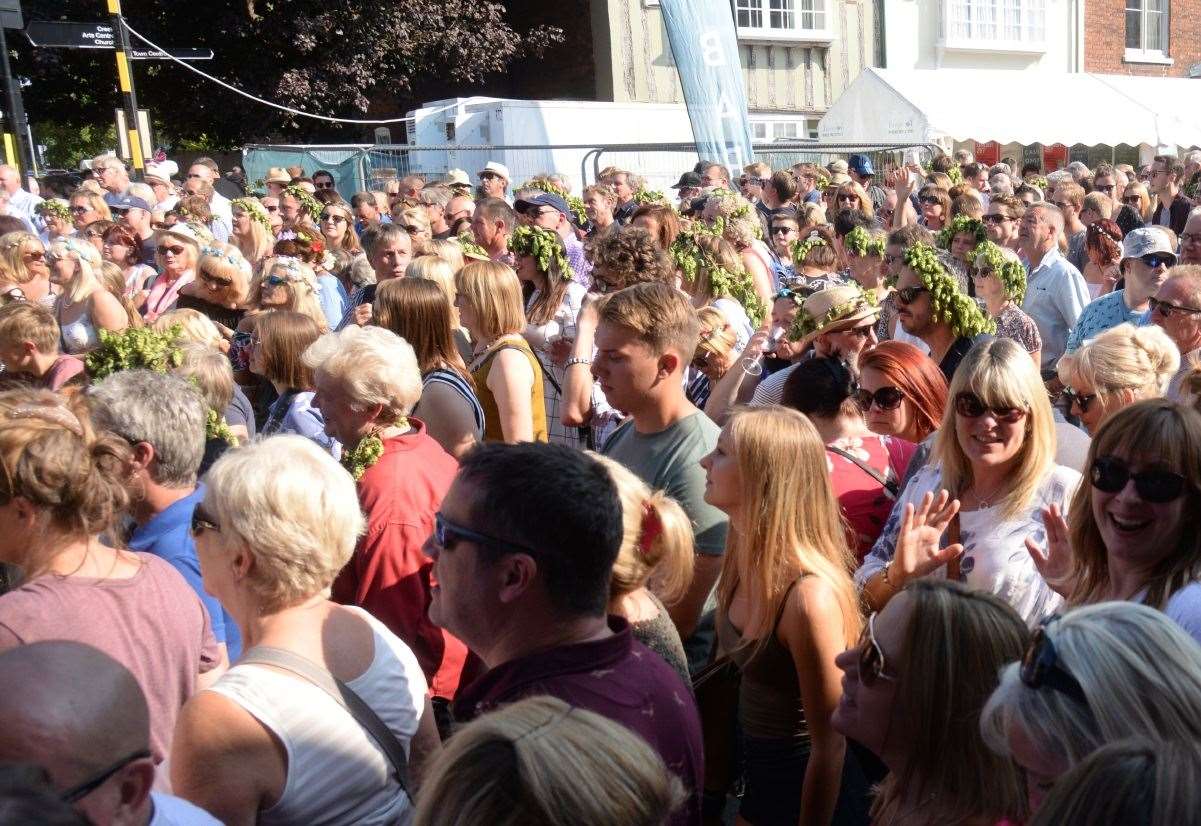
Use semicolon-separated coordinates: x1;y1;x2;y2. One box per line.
1125;0;1170;61
750;117;819;142
735;0;833;42
942;0;1047;51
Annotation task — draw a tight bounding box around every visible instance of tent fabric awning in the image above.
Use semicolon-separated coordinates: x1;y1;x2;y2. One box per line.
818;67;1201;150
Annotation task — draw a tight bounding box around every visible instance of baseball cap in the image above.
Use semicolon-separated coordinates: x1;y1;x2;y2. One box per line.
514;192;570;218
671;171;702;189
104;192;152;212
1121;227;1177;263
848;154;875;177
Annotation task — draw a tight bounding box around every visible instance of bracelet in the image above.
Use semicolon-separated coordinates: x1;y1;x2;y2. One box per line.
565;357;592;368
881;562;899;591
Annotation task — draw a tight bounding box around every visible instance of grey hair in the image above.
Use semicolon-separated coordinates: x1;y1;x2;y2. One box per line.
303;324;422;420
419;185;452;209
989;174;1014;197
88;370;207;487
361;223;411;258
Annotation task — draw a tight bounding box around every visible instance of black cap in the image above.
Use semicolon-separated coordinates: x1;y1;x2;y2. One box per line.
672;171;702;189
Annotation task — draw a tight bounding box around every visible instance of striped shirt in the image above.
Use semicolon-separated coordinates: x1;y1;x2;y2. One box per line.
422;368;485;438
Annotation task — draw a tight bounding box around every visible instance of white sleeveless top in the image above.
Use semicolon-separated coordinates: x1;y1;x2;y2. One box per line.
207;608;427;825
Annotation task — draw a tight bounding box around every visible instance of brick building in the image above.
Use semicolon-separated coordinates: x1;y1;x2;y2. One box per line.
1085;0;1201;77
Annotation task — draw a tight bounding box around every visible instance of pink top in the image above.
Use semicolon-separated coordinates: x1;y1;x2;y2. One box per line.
826;434;917;561
142;269;195;322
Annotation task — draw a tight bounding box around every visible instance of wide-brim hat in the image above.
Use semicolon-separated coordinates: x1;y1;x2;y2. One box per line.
479;161;510;182
442;168;471;187
155;221;210;253
143;160;175;184
790;284;880;350
264;167;292;185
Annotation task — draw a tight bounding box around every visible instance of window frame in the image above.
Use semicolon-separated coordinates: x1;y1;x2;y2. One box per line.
1124;0;1172;63
939;0;1048;54
734;0;836;44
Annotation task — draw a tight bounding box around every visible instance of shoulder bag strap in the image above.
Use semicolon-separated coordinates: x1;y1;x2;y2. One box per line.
240;646;410;795
826;444;899;498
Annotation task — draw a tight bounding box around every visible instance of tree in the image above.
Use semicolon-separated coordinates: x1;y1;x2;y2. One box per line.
15;0;565;160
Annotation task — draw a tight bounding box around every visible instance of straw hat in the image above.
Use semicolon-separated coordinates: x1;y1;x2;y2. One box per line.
264;167;292;185
789;284;879;349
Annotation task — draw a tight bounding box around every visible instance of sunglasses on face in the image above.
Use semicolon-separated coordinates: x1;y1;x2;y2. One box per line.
1093;183;1115;194
157;245;185;256
22;249;44;261
479;172;501;181
856;386;905;411
190;506;221;536
858;612;897;688
319;212;347;223
838;194;858;202
433;511;535;556
1139;253;1174;269
315;181;335;189
401;224;423;234
919;196;941;206
954;392;1027;424
844;323;875;339
982;213;1013;224
771;225;798;235
894;285;928;305
0;287;26;304
1063;386;1097;414
69;205;91;214
1122;196;1143;205
1020;616;1089;707
264;204;279;212
1149;296;1201;317
200;272;233;287
1090;455;1188;503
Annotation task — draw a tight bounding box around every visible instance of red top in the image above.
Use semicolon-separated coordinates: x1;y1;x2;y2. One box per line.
331;420;470;699
42;355;86;392
826;434;917;561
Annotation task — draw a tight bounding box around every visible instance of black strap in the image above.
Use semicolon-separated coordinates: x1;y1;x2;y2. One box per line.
240;645;410;795
826;444;899;498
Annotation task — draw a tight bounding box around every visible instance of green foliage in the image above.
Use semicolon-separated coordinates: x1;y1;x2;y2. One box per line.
790;234;828;268
341;422;407;481
35;122;117;171
520;177;588;226
281;185;322;223
937;215;988;251
671;229;765;326
456;233;488;259
903;244;995;339
84;325;185;381
632;187;668;206
972;240;1028;305
788;287;877;342
844;226;885;258
206;409;236;445
509;225;574;281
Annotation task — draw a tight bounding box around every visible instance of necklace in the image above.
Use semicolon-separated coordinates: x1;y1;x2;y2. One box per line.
342;419;409;481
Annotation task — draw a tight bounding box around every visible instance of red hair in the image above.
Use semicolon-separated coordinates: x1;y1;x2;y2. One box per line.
1086;219;1123;267
859;340;948;441
101;224;141;267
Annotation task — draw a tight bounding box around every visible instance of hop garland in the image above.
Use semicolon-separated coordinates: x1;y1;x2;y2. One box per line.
206;408;236;445
1029;176;1049;191
341;418;408;481
670;229;765;326
521;177;588;226
85;325;185;380
788;286;877;342
669;227;715;284
36;199;72;222
924;165;963;184
902;244;995;339
282;184;322;223
790;233;828;269
456;233;489;260
972;240;1028;305
844;226;885;258
509;225;574;282
815;173;831;191
705;188;762;241
232;197;272;231
633;187;668;206
937;215;988;251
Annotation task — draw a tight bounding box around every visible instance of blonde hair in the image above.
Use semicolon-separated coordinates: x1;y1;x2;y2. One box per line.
48;237;104;303
598;281;699;361
0;232;45;285
151;308;223;348
589;453;694;604
231;204;274;265
835;181;875;217
454;260;526;342
406;254;458;316
173;342;235;416
688;235;745;305
717;407;862;656
427;238;465;274
0;301;59;353
204;434;365;612
694;306;738;365
934;337;1056;521
1057;323;1179;404
414;696;686;826
68;189;111;222
797;201;827;229
252;256;328;331
303;324;422;420
99;260;144;329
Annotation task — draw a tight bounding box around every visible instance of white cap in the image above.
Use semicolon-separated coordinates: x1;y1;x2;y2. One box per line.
478;161;510;182
442;168;471;187
144;161;175;183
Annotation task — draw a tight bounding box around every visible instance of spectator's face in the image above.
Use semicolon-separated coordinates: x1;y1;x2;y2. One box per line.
884;243;906;280
972;170;990;193
1123;251;1172;299
187;165;213;186
894;266;935;336
950;231;978;264
821;320;877;364
471;212;502;248
701;166;726;189
69;197;101;230
279;195;301;224
1005;715;1071;814
1019;209;1054;251
591;321;667;415
770;220;799;258
529;206;562;233
769;297;803;359
479;171;506;198
369;235;413;281
355;201;379;223
1092;174;1117;200
984;204;1019;245
1180;215;1201;265
312;371;376;446
699;423;742;514
739;175;763;201
446;196;474;223
859;365;917;440
1151;277;1201;354
831;591;910;759
611;174;634;203
1151;162;1172;192
313;173;335;192
878;191;897;226
583;192;615;224
261;197;282;231
794;171;816;196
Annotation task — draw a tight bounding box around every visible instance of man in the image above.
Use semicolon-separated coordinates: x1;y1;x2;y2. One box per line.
605;168;640;225
0;164;40;231
278;189;307;233
848;154;886;211
894;247;991;380
0;642;220;824
260;194;283;235
768;208;800;285
1150;265;1201;400
90;370;240;663
699;162;730;190
477;161;510;202
445;192;475;226
185;160;232;231
337;224;413;330
351;191;385;235
984;195;1024;253
0;302;85;391
399;174;424;200
427;441;703;826
91;154;130;195
1180;209;1201;265
1066;227;1174;352
515;191;591;286
263;166;291;197
1149;154;1193;235
792;163;823;204
472;197;517;266
312;168;336;193
419;184;454;239
105;190;156;266
739;161;771;203
1019;203;1090;378
143;161;178;212
670;170;702;210
190;156;239;201
591;283;728;672
1053;181;1087;272
757;169;797;237
1078;191;1113;229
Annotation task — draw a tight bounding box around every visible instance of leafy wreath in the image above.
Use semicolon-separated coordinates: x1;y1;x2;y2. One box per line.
282;184;322;223
790;232;828;269
844;225;885;258
35;199;72;222
633;187;669;206
342;418;409;481
509;225;575;282
705;187;762;241
788;286;877;342
521;177;588;227
670;229;766;326
1028;176;1049;192
456;233;489;260
937;215;988;251
972;240;1028;305
231;197;272;231
902;244;995;338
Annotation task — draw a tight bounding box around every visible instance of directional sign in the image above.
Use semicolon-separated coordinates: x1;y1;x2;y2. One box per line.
24;21;212;59
128;47;213;61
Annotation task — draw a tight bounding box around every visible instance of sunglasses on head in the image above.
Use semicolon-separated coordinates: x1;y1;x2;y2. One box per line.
1020;616;1089;707
954;392;1027;423
1062;386;1097;414
1090;455;1187;503
1139;253;1174;269
1149;296;1201;317
265;274;289;287
856;386;905;412
858;612;897;688
157;245;185;256
894;285;928;305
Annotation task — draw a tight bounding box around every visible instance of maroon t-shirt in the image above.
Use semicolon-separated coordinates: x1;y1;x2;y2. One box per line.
41;355;86;391
0;553;220;785
454;616;704;826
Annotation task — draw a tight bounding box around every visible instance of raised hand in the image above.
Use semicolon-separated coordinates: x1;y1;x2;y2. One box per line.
1025;503;1075;596
890;490;964;585
353;303;373;327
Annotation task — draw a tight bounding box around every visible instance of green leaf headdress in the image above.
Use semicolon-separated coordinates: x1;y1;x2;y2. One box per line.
231;197;272;231
35;199;72;223
902;244;995;339
844;225;885;258
509;225;575;282
937;214;988;251
790;231;828;269
787;283;878;343
633;187;669;206
281;184;322;223
456;233;489;260
671;229;766;326
972;240;1028;304
521;177;588;227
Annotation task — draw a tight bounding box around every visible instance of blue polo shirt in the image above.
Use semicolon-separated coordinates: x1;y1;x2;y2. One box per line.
129;484;241;660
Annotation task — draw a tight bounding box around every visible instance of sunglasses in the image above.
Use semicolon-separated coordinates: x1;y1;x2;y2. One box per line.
60;749;153;804
1149;296;1201;317
479;171;501;180
22;249;45;261
856;386;905;411
771;225;799;235
69;205;91;214
954;392;1027;424
190;506;221;536
1139;253;1174;269
1062;386;1097;414
844;323;875;339
264;204;280;212
1122;195;1143;205
858;612;897;688
0;287;26;304
432;511;535;556
1020;616;1089;707
186;172;205;179
401;224;423;234
265;274;289;287
319;212;347;223
1090;455;1188;503
315;181;336;189
982;213;1013;224
1093;183;1116;194
919;196;941;206
157;245;186;256
894;285;929;305
200;272;233;287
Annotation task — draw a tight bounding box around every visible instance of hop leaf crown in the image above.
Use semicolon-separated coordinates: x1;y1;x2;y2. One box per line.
844;226;885;258
231;198;272;231
456;233;489;260
281;185;323;222
670;230;766;326
790;233;828;268
937;215;988;251
521;178;588;227
36;200;72;222
901;243;995;339
633;187;668;206
509;225;575;282
972;240;1028;305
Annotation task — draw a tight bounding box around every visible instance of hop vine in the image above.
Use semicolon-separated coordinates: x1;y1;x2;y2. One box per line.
844;226;885;258
282;184;323;223
85;326;185;380
937;215;988;251
521;177;588;227
902;244;995;338
509;225;575;282
232;197;272;231
972;240;1028;305
456;233;489;260
790;234;828;269
36;199;72;222
787;286;878;342
633;187;669;206
671;229;766;326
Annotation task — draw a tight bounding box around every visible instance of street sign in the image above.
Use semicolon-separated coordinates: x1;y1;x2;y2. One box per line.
128;47;213;60
24;21;211;59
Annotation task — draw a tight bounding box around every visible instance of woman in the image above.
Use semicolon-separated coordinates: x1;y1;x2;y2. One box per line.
1056;323;1178;434
230;197;274;269
939;215;987;268
689;307;740;410
172;435;440;824
245;256;328;332
395;206;432;255
701;406;865;826
789;225;845;285
35;199;73;245
917;185;951;232
0;389;220;772
858;340;948;445
98;261;145;330
843;225;888;302
782;357;918;561
407;254;470;361
414;696;684;826
426;238;465;275
589;227;675;294
0;232;54;308
971;241;1041;365
704;189;774;307
101;224;155;301
249;310;338;456
46;237;128;353
833;181;874;219
175;242;252;333
592;454;694;683
856;338;1079;623
980;601;1201;816
1026;400;1201;642
832;580;1028;826
143;222;206;323
456;260;547;443
1122;181;1152;224
1083;219;1122;299
274;231;347;330
675;232;761;334
373;278;483;458
68;188;110;232
632;203;682;251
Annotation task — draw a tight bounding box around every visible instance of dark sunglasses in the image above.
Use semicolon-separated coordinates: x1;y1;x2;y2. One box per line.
858;612;897;688
264;204;280;212
190;506;221;536
894;285;929;305
1139;253;1175;269
22;249;45;261
315;180;336;189
1020;616;1089;707
432;511;535;556
844;323;875;339
1093;183;1116;194
60;749;152;803
1090;455;1188;503
1062;386;1097;414
982;213;1013;224
69;205;91;214
954;392;1027;423
0;287;26;304
200;271;233;287
401;224;423;234
919;195;941;206
771;225;799;235
157;245;186;256
319;212;347;223
1149;296;1201;317
479;171;501;180
1122;195;1143;205
265;274;289;287
856;386;905;411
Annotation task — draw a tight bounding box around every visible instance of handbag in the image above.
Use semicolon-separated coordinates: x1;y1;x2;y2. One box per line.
240;645;411;797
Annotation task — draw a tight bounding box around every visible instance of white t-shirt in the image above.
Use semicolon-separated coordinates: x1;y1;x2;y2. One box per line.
856;463;1081;624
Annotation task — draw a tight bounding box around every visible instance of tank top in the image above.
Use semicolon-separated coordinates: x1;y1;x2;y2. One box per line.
206;609;426;826
470;335;548;443
421;367;485;438
57;300;98;354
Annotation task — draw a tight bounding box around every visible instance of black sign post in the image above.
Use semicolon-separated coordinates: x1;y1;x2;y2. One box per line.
0;1;35;181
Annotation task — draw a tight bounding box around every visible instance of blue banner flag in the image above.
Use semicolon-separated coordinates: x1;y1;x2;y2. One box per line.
660;0;755;173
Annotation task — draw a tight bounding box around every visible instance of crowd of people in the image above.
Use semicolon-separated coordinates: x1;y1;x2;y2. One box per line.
0;144;1199;825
